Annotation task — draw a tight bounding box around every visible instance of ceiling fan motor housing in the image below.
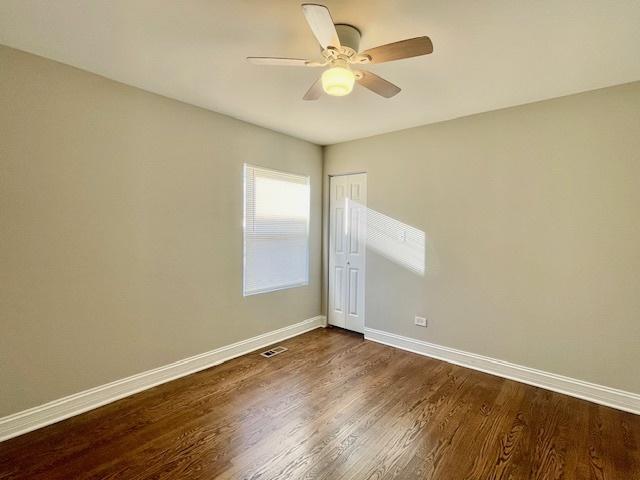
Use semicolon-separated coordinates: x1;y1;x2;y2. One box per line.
335;24;361;55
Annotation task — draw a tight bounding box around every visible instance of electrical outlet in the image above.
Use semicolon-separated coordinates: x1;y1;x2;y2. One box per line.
414;316;427;327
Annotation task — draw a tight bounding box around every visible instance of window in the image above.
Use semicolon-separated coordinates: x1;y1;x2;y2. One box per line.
243;164;310;296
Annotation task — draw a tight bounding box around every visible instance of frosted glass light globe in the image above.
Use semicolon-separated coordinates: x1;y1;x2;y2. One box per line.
321;67;355;96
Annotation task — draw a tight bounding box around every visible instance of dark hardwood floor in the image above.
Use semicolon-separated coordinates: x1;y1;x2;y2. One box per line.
1;327;638;479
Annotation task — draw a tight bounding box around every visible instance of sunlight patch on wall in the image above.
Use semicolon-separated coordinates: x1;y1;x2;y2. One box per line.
362;204;426;276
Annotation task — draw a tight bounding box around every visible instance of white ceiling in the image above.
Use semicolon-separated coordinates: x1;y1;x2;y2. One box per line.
1;1;640;145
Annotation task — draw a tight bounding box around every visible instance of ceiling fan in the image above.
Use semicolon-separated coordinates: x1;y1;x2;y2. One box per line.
247;3;433;100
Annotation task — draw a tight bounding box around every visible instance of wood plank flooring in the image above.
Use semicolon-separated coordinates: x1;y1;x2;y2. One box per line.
1;327;638;479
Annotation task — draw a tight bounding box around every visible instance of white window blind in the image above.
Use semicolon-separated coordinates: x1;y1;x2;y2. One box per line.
243;164;310;296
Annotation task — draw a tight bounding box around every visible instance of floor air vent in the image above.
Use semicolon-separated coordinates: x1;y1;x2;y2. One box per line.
260;346;288;358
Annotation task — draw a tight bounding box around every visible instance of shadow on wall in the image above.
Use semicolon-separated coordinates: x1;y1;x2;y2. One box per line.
353;202;435;276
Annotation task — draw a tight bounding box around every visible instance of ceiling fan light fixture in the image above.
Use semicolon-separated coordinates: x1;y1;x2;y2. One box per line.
321;66;355;96
247;4;433;100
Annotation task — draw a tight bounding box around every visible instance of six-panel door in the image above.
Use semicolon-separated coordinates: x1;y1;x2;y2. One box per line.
328;173;367;333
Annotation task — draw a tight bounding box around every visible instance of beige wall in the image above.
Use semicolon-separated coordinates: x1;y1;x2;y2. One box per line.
324;81;640;394
0;45;322;416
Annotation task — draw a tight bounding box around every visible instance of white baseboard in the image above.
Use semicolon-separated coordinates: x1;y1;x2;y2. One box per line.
0;315;326;442
364;327;640;415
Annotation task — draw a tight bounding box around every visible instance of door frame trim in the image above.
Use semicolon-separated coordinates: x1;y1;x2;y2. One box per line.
326;172;368;332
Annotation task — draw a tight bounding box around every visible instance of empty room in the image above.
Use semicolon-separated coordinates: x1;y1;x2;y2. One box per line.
1;1;639;479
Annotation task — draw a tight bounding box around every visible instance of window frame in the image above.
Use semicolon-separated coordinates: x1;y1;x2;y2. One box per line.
242;163;311;297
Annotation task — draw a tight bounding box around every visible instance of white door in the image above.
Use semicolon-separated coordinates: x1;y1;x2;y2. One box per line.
328;173;367;333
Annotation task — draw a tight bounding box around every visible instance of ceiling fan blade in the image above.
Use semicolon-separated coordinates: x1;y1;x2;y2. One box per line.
360;36;433;64
356;70;401;98
303;77;324;101
246;57;315;67
301;4;341;49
